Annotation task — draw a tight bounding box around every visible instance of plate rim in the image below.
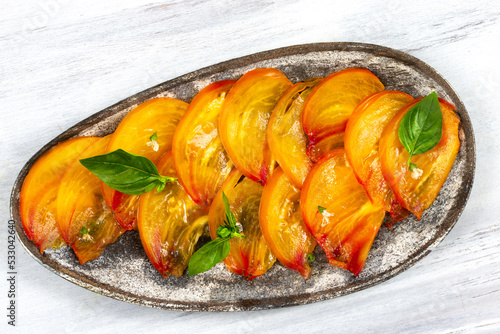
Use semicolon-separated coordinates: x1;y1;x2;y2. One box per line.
10;42;476;312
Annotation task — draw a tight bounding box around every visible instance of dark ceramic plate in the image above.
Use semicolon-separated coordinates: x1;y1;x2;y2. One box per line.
10;43;475;311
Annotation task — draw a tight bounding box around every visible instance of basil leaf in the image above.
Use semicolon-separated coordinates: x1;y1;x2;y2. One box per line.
222;191;238;231
188;237;230;276
149;132;158;141
318;206;326;214
398;92;443;167
216;226;231;239
80;149;175;195
307;253;315;263
79;226;89;235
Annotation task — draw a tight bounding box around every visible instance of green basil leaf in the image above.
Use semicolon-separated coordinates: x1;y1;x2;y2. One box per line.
149;132;158;141
188;237;230;276
398;92;443;166
307;253;315;263
222;191;238;231
80;149;168;195
216;226;231;239
79;226;89;235
318;206;326;214
156;181;166;193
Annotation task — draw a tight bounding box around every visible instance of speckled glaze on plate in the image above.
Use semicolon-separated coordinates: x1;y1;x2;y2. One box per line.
10;43;475;312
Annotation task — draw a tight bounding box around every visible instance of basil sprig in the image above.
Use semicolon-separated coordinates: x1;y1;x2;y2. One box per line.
398;92;443;171
188;192;244;276
80;149;176;195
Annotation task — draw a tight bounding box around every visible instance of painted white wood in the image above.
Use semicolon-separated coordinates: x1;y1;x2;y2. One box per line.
1;0;499;332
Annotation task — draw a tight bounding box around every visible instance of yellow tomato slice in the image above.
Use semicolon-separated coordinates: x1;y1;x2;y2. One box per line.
302;68;385;159
57;136;125;264
103;97;188;230
172;80;236;206
20;136;98;253
267;78;321;188
219;68;292;185
345;91;414;219
379;99;461;219
259;167;316;278
138;152;207;278
306;131;345;163
300;149;385;276
208;169;275;280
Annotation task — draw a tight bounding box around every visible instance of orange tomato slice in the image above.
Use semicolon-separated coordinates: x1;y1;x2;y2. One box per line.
302;68;385;160
20;136;98;254
172;80;236;206
208;169;275;280
57;136;125;264
300;149;385;276
219;68;292;185
103;97;188;230
345;91;414;221
137;152;207;278
259;167;316;278
379;99;461;219
267;78;321;188
306;132;345;163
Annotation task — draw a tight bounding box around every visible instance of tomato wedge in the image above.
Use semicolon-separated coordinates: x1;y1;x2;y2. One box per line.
138;152;207;278
103;97;188;230
302;68;385;161
300;149;385;276
345;91;414;220
267;78;321;188
172;80;236;206
208;169;275;280
307;132;345;163
20;136;98;254
219;68;292;185
57;136;125;264
259;167;316;278
379;99;460;219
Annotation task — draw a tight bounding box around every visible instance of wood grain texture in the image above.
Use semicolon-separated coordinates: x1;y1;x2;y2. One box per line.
1;0;499;333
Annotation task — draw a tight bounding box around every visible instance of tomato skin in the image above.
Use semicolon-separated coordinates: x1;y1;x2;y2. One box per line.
267;78;321;188
172;80;236;206
20;136;98;254
302;68;384;161
103;97;188;230
300;149;385;276
379;99;461;219
208;169;275;280
137;152;207;278
259;167;316;278
57;136;125;264
345;91;414;221
219;68;292;185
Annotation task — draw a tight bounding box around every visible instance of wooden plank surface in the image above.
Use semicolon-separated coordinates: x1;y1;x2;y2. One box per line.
1;0;499;332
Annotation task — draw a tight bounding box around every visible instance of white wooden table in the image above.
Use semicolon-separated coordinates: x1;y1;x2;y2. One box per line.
1;1;499;332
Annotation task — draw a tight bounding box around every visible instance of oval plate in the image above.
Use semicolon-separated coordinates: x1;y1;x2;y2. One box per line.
10;43;475;311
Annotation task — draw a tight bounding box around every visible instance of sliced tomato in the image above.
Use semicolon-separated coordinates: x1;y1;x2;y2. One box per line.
219;68;292;185
138;152;207;278
57;136;125;264
172;80;236;206
379;99;461;219
267;78;321;188
345;91;414;221
208;169;275;280
259;167;316;278
302;68;385;160
300;149;385;276
307;132;345;163
103;97;188;230
20;136;98;254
